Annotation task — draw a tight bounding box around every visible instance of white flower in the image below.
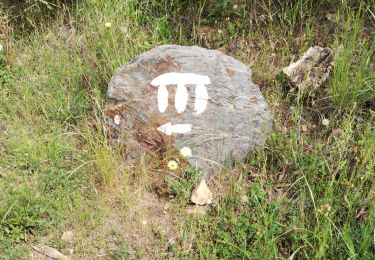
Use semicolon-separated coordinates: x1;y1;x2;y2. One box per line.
105;22;112;28
180;146;192;158
0;43;3;52
233;4;238;10
322;118;330;126
167;160;178;170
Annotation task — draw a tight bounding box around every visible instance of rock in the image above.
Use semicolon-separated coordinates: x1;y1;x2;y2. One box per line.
113;114;121;125
282;46;335;91
61;230;73;243
105;45;270;176
32;245;69;260
191;180;212;205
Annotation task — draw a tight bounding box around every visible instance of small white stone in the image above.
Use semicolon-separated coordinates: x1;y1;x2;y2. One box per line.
114;114;121;125
142;220;147;225
191;180;213;205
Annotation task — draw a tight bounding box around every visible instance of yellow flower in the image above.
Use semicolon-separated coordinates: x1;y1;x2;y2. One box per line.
105;22;112;28
167;160;178;170
180;146;192;158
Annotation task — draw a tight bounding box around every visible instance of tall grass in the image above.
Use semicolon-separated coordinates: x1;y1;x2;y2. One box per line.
0;0;373;258
0;0;76;32
330;14;374;109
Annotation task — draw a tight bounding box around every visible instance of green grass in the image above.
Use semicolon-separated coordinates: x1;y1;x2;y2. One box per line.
330;17;374;109
1;0;374;258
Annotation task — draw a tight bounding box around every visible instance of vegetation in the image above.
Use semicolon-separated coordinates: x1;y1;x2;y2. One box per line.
0;0;374;258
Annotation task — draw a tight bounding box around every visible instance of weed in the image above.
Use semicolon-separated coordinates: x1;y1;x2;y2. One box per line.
166;166;201;202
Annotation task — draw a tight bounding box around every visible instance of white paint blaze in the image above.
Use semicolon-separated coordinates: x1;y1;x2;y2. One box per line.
157;84;168;113
157;123;192;135
151;72;210;114
151;72;211;135
194;84;209;114
151;73;210;86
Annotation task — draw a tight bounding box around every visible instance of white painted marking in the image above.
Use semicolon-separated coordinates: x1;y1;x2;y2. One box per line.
157;84;168;113
157;123;192;135
151;72;210;86
194;84;209;114
151;73;210;114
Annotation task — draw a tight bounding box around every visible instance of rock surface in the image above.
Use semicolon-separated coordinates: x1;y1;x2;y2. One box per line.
31;245;69;260
282;46;335;90
190;180;213;205
105;45;270;176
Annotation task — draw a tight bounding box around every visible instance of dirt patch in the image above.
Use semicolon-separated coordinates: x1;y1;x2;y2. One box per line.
71;176;185;258
108;190;179;257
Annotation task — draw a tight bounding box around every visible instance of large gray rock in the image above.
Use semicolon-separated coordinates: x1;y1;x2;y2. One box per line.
105;45;270;177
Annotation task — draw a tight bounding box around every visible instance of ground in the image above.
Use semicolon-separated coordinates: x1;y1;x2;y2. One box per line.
0;0;374;259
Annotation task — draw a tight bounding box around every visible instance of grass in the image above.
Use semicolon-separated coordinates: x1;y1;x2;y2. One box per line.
330;16;374;108
0;0;374;258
